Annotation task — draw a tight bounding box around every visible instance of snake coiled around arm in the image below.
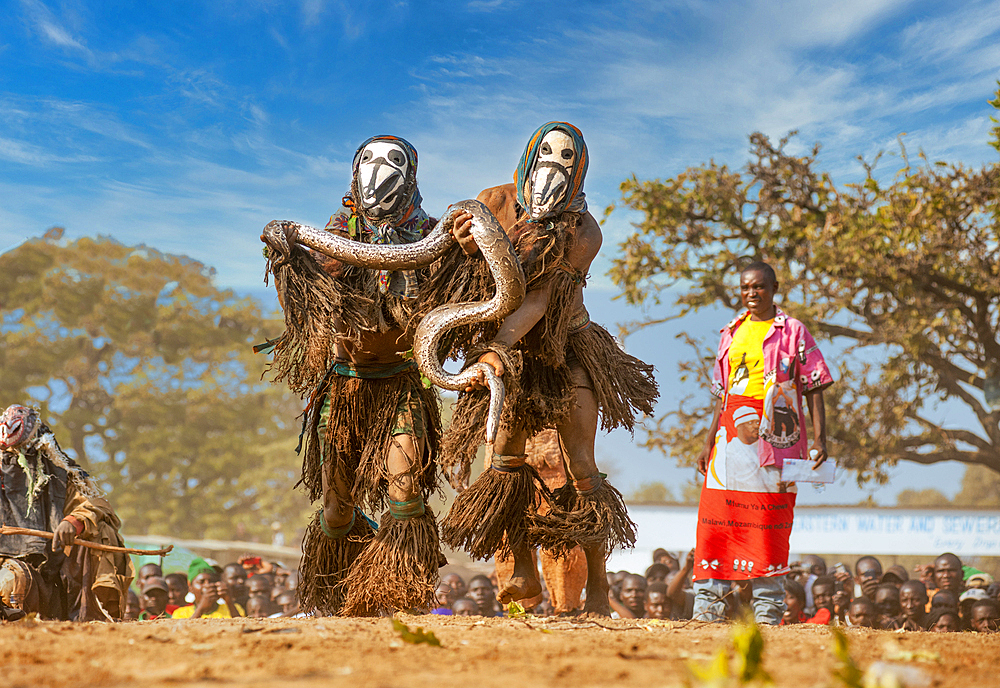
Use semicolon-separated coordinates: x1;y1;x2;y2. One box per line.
261;200;525;443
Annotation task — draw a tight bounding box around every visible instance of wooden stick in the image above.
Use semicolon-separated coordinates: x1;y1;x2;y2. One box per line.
0;526;174;556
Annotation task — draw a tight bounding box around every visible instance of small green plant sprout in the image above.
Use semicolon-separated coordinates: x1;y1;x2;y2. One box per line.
731;618;772;685
830;627;864;688
507;600;529;619
686;616;773;687
392;617;441;647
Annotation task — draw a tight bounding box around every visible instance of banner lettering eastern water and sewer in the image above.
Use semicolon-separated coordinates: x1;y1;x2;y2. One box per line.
606;506;1000;576
693;489;796;580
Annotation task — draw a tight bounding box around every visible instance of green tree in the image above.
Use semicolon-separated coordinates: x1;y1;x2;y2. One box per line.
608;86;1000;483
0;234;309;540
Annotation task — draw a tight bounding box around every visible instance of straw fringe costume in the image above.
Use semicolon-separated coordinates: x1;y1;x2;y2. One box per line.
0;406;134;621
263;136;443;616
493;430;588;613
416;123;658;572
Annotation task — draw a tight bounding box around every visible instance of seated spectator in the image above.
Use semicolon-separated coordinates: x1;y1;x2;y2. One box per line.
124;589;141;621
781;579;807;625
451;598;479;617
164;572;188;611
274;591;299;618
959;588;989;627
652;549;679;572
222;563;250;611
137;563;163;589
806;576;837;625
898;580;928;631
137;577;171;620
617;574;648;619
847;597;876;628
432;582;455;615
644;582;671;620
645;563;670;586
880;565;908;589
873;583;902;629
467;575;501;617
245;595;271;619
272;565;290;590
248;573;273;606
172;558;245;619
933;553;963;600
441;573;467;601
666;549;695;620
926;607;960;632
853;556;882;600
969;599;999;633
932;588;959;609
802;555;827;577
797;555;826;613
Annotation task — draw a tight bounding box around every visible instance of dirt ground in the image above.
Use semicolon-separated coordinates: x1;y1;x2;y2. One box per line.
1;615;996;688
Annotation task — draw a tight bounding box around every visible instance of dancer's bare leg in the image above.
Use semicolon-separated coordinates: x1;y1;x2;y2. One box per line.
557;366;610;616
386;433;425;502
321;458;355;533
491;424;542;604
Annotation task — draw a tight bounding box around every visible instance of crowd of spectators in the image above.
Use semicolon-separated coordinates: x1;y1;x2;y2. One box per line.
119;548;999;632
122;555;301;621
598;548;999;632
779;552;1000;632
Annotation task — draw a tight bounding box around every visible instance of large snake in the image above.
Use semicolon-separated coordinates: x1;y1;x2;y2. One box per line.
262;200;526;443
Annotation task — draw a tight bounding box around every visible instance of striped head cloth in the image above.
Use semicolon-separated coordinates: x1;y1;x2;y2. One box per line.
514;122;588;221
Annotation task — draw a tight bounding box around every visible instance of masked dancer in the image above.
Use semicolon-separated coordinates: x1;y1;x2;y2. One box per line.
0;404;134;621
419;122;658;615
261;136;443;616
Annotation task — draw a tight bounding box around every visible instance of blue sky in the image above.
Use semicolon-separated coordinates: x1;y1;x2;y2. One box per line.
2;0;1000;503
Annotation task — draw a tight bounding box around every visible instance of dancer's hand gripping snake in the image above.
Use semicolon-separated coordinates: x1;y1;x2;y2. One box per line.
261;136;523;617
412;123;659;615
263;200;525;444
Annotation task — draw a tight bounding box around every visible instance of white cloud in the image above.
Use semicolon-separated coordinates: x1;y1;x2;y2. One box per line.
19;0;95;61
301;0;325;25
466;0;516;11
0;136;99;166
902;0;1000;62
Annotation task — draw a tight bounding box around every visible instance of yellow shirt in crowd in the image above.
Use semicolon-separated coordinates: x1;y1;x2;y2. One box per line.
171;602;245;619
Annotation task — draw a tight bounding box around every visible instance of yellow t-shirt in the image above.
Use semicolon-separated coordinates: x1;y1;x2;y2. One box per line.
727;317;773;400
171;602;245;619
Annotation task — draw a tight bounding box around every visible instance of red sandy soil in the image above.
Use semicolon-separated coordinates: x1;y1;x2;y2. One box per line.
0;614;994;687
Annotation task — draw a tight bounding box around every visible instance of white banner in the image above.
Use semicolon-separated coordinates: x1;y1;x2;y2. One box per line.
607;505;1000;574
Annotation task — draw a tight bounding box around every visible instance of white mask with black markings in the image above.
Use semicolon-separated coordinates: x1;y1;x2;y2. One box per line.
356;141;411;219
526;130;576;220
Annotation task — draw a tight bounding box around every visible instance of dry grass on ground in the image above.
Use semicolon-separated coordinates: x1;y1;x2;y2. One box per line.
0;614;995;688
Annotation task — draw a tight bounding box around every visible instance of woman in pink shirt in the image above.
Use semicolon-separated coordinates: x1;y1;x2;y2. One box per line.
692;261;833;624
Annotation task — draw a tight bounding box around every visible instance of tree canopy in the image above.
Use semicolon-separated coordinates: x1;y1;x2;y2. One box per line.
608;86;1000;484
896;465;1000;508
0;234;308;540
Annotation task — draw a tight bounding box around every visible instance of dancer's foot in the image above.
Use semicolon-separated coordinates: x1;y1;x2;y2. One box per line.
581;543;611;616
497;543;542;604
497;573;542;605
582;593;611;617
0;604;26;622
